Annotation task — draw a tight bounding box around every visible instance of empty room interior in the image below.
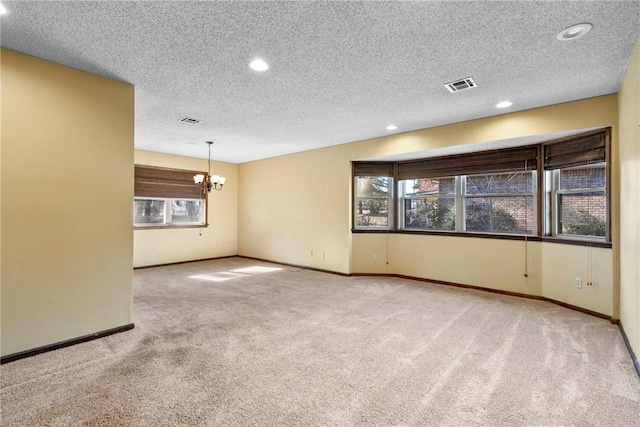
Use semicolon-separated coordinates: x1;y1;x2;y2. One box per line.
2;1;640;425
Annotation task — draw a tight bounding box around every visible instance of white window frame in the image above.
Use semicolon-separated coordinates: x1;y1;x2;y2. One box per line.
462;171;537;235
134;197;206;228
548;164;606;241
399;177;458;231
354;176;393;230
398;172;537;236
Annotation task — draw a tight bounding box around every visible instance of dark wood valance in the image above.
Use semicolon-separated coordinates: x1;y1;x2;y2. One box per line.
134;165;204;199
353;162;394;177
544;130;607;170
397;146;537;180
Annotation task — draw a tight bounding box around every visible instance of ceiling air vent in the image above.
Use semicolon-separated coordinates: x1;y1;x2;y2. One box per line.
444;77;477;93
179;116;201;125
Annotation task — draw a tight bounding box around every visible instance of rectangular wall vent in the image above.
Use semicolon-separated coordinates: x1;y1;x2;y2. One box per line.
444;77;477;93
179;116;201;124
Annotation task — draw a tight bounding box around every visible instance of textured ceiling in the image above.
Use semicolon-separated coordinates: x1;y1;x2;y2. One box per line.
1;1;639;163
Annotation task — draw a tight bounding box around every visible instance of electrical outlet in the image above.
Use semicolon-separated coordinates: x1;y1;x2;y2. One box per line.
310;250;313;256
575;278;582;289
321;251;325;259
372;254;378;262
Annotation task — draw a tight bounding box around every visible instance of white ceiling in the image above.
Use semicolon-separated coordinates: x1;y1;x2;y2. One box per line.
1;1;639;164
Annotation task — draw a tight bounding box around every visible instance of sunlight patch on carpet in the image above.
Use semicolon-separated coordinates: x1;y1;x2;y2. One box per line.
231;266;283;274
189;272;249;282
190;266;283;282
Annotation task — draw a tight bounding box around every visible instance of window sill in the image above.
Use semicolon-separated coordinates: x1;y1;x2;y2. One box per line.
351;229;612;248
540;236;611;249
134;224;208;230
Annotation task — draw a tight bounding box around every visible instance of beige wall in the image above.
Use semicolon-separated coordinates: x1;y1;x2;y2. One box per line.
541;244;613;316
239;95;619;318
345;96;618;160
392;235;543;297
134;150;238;267
238;147;352;272
1;50;134;356
619;38;640;355
352;235;613;316
353;233;541;294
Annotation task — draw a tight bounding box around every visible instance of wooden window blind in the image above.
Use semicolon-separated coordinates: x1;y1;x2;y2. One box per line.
134;165;204;199
396;146;537;180
353;162;394;177
544;129;607;170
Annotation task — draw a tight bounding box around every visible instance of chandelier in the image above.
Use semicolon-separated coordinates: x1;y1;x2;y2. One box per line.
193;141;226;193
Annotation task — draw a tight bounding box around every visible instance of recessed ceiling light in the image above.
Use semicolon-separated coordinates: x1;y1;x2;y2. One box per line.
496;101;513;109
249;59;269;72
386;124;398;131
0;4;8;15
557;23;593;41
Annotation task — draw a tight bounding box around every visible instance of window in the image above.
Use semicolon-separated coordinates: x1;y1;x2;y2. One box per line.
464;171;535;234
134;198;205;227
397;172;536;235
171;199;205;224
353;162;394;229
544;131;608;240
400;177;456;230
134;198;165;225
134;165;207;228
394;145;538;235
355;176;392;228
552;165;606;238
352;128;610;244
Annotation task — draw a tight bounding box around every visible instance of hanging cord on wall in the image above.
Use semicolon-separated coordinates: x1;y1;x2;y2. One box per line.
385;178;391;266
386;226;390;266
587;154;591;286
385;168;396;267
587;242;592;286
585;145;597;287
524;234;529;277
524;159;529;278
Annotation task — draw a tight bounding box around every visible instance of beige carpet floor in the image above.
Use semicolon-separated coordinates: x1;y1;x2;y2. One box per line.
2;257;639;426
